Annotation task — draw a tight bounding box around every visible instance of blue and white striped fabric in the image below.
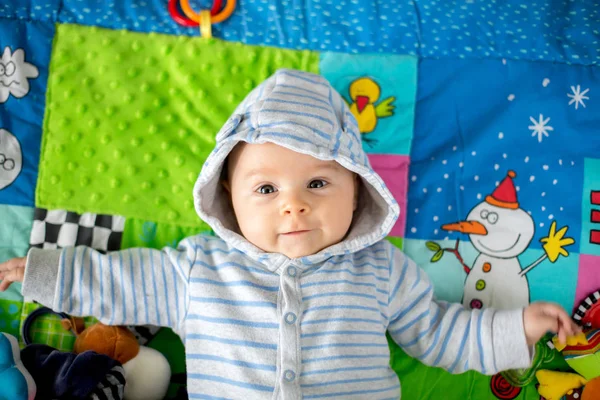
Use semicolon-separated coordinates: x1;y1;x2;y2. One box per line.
22;69;531;399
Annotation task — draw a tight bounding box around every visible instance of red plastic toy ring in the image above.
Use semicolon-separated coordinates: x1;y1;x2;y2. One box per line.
168;0;223;27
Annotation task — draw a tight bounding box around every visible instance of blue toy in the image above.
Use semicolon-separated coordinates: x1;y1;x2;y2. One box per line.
0;332;35;400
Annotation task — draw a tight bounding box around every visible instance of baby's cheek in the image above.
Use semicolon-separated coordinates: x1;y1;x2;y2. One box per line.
242;215;277;248
330;205;354;235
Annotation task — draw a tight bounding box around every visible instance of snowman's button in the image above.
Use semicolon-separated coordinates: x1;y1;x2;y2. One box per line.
470;299;483;309
476;280;486;291
482;263;492;273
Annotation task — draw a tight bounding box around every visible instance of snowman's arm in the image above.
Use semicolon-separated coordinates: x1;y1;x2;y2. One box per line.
519;222;575;276
444;240;471;274
518;254;547;277
453;251;471;275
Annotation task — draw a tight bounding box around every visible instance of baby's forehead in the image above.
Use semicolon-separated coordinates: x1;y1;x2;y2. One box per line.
229;142;350;174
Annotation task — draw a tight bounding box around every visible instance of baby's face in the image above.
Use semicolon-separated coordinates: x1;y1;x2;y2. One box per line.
225;142;357;259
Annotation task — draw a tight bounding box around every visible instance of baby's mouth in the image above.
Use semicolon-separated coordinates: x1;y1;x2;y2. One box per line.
281;230;311;236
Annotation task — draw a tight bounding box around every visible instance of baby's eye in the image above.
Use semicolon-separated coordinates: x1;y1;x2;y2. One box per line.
308;179;327;189
257;185;276;194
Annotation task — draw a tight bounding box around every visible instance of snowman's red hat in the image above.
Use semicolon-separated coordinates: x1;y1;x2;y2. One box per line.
486;170;519;209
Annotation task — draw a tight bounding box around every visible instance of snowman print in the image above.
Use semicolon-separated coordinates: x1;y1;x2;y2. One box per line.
428;170;575;310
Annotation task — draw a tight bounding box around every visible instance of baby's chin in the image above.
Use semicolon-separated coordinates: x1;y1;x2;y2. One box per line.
280;248;317;259
245;231;346;259
251;241;336;259
276;241;342;259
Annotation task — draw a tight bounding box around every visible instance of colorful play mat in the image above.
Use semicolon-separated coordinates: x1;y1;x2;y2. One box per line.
0;0;599;399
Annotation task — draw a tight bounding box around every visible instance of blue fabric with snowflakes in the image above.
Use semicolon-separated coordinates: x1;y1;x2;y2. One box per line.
0;0;60;22
1;0;599;65
47;0;600;65
406;57;599;254
4;0;599;65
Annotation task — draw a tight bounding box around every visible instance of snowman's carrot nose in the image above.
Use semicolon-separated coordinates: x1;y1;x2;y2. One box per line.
442;221;488;235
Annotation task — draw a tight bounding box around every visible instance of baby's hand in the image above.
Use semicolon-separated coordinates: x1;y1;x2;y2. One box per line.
0;256;26;291
523;302;580;346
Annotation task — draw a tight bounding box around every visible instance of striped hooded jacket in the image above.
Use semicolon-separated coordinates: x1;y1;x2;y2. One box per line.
23;69;531;399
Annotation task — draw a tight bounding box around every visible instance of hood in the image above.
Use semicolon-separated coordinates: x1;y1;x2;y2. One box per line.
193;69;399;263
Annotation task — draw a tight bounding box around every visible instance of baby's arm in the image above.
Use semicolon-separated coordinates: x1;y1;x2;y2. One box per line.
0;236;200;333
385;244;530;375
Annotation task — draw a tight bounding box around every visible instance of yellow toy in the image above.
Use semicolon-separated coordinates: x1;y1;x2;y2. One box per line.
536;370;587;400
537;330;600;399
552;331;589;352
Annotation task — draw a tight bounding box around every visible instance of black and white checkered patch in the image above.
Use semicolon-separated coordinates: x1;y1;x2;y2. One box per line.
30;208;125;253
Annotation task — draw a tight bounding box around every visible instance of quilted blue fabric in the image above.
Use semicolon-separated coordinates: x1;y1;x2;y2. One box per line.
1;0;597;64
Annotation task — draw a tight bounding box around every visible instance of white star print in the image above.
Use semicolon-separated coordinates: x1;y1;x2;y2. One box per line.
528;114;554;143
567;85;590;109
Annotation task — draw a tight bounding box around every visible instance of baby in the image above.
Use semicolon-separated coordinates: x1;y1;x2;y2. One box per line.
0;69;578;399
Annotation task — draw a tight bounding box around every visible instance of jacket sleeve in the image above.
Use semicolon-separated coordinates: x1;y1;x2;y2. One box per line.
385;244;532;374
22;235;203;334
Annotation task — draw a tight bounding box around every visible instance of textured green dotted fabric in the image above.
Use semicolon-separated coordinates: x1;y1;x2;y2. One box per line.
0;300;22;338
38;24;319;227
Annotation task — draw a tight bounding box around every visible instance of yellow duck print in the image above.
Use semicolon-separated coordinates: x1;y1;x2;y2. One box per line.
348;77;395;138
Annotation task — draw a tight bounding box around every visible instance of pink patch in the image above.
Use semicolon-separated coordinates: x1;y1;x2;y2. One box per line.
367;154;409;237
575;254;600;309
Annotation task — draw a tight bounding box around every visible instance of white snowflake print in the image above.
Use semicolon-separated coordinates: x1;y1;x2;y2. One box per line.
567;85;590;109
528;114;554;143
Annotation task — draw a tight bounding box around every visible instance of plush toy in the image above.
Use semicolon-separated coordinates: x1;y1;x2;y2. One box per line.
23;307;171;400
0;332;36;400
68;322;171;400
582;376;600;400
553;330;600;381
535;370;587;400
73;323;140;365
537;329;600;400
535;290;600;400
573;290;600;329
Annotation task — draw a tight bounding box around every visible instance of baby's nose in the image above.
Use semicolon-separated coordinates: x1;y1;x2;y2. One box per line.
281;198;311;216
284;206;308;215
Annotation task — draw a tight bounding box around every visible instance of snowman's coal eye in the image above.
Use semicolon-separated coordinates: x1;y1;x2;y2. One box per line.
488;212;498;224
480;210;489;219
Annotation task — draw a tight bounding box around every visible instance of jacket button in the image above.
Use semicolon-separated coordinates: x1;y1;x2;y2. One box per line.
284;312;297;324
284;369;296;382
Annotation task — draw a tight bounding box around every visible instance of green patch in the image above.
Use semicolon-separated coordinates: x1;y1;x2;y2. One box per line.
386;236;404;250
38;24;320;227
122;217;213;250
0;299;23;338
387;333;542;399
